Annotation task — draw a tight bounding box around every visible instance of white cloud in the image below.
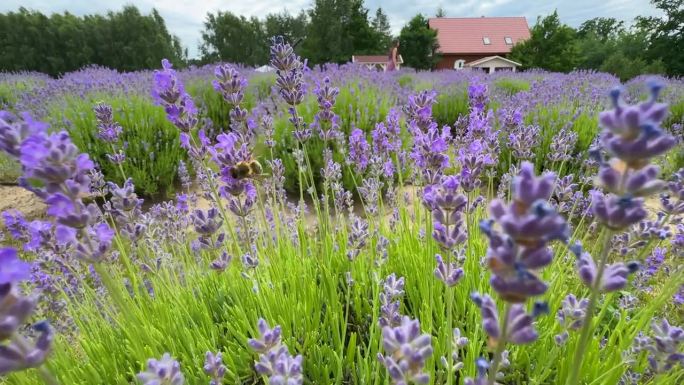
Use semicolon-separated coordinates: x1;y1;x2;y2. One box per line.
2;0;662;59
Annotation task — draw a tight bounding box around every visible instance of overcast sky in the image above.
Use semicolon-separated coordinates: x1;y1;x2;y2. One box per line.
2;1;662;58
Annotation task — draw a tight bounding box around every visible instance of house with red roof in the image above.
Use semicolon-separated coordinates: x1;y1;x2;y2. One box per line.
428;17;530;72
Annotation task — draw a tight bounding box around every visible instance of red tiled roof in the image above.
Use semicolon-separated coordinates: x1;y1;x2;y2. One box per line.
428;17;530;54
352;55;403;64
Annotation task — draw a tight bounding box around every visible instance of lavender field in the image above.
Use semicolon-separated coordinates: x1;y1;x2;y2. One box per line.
0;37;683;385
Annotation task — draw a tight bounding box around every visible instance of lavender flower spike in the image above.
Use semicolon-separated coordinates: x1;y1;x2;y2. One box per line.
0;321;54;375
0;247;31;285
554;294;589;345
137;353;184;385
378;316;433;385
471;293;541;347
599;82;675;168
204;351;227;385
379;274;405;328
464;358;490;385
575;249;639;292
152;59;198;132
635;319;684;373
481;162;568;302
248;318;283;353
434;254;464;287
248;318;304;385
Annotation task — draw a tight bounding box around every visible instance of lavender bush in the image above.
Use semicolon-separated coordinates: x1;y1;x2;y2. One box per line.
0;37;683;385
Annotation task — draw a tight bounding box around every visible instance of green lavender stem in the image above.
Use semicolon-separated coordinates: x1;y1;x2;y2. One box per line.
566;228;613;385
488;303;512;385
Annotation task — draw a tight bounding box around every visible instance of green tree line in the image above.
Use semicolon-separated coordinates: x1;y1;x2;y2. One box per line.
200;0;394;66
509;0;683;79
0;6;184;76
0;0;681;78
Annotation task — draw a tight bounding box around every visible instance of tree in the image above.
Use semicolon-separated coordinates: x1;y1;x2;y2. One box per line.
636;0;683;75
302;0;381;64
264;11;308;48
577;17;624;41
600;52;665;81
436;7;446;18
371;8;392;52
576;18;624;70
200;11;267;65
509;11;581;72
0;6;184;76
399;14;439;70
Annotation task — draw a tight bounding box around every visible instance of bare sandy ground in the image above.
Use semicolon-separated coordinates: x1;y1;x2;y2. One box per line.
0;185;46;221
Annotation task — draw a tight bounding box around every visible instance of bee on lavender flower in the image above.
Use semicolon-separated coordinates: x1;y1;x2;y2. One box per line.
229;158;265;180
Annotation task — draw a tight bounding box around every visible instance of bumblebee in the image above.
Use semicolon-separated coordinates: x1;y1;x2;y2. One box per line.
229;159;264;180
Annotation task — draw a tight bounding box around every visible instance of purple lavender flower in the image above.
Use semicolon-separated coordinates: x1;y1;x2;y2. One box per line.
348;128;370;173
434;254;464;287
254;348;304;385
228;182;257;217
191;207;225;250
379;274;405;328
661;168;684;215
508;125;539;161
372;108;402;156
674;285;684;306
152;59;198;132
673;223;684;258
468;80;489;113
270;36;306;137
410;122;451;185
0;321;54;375
2;210;28;241
464;358;489;385
312;77;341;142
635;319;684;373
0;248;31;285
423;175;468;249
248;318;304;384
213;64;247;106
248;318;282;353
643;247;666;278
457;140;494;192
471;293;541;346
0;111;48;158
591;83;675;230
404;90;438;129
177;160;192;192
554;294;589;345
241;253;259;271
25;220;53;252
106;178;146;242
441;327;469;372
575;249;639;292
0;112;115;263
204;351;227;385
93;103;123;143
599;83;675;168
136;353;184;385
209;252;232;273
347;215;369;261
378;316;433;385
548;127;578;163
481;162;568;302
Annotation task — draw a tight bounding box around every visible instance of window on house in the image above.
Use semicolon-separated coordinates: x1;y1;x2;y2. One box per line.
483;37;491;45
505;37;513;45
454;59;466;70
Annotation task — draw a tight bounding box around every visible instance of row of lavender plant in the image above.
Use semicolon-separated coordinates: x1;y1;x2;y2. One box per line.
1;37;683;384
